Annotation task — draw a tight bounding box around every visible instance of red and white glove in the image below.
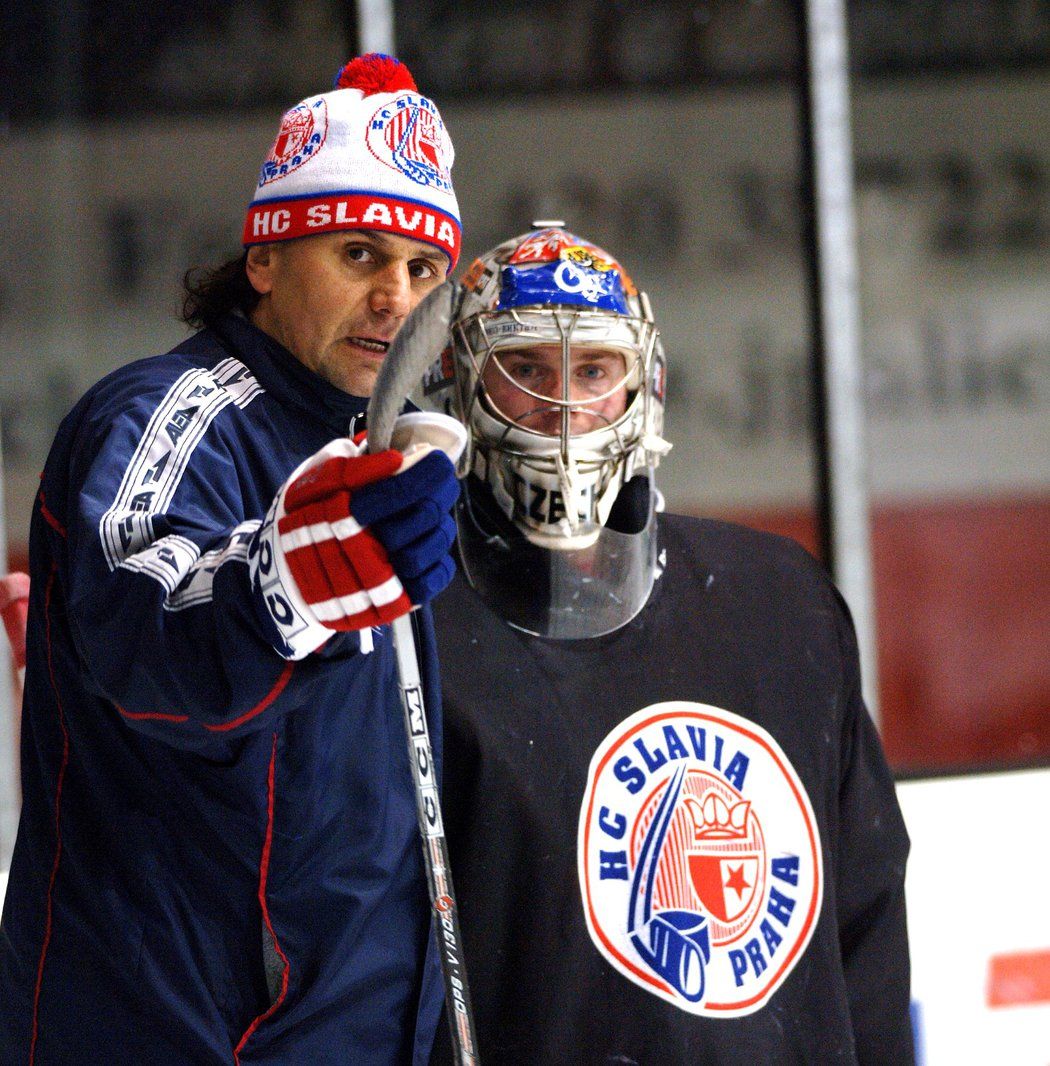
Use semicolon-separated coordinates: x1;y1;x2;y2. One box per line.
252;414;465;659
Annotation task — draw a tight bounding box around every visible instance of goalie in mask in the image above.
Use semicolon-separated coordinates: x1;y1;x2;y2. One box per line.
429;225;912;1064
442;224;671;638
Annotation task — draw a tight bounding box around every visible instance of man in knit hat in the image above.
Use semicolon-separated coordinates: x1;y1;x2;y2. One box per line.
0;55;460;1064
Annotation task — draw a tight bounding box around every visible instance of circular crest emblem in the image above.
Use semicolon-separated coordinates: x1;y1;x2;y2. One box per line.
259;100;328;186
578;702;823;1016
366;94;454;192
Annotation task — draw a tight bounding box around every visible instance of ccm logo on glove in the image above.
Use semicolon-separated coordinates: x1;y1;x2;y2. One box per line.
252;436;459;658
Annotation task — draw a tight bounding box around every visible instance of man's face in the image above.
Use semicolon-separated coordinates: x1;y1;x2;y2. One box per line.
481;344;630;436
246;230;449;396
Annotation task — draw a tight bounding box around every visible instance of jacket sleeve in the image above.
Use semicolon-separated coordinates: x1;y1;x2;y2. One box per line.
831;590;915;1065
50;364;352;748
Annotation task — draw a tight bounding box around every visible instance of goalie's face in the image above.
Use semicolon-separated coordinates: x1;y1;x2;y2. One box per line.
481;344;630;437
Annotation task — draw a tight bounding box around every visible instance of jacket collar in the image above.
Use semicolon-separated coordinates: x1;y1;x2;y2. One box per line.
210;313;370;437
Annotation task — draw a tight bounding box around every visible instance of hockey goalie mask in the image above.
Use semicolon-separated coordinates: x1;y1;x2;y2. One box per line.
445;225;671;638
451;226;668;549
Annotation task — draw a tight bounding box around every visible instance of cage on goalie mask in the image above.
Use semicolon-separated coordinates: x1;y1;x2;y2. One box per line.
443;225;671;639
449;226;670;552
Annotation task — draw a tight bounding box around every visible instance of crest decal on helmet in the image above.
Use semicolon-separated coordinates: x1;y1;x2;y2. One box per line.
497;230;637;312
259;100;328;186
578;702;822;1016
366;93;454;192
507;228;576;264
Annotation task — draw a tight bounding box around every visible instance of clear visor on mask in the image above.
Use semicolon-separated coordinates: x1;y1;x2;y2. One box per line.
456;474;657;639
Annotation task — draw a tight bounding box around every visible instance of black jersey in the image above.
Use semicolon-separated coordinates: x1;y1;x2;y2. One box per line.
431;513;912;1065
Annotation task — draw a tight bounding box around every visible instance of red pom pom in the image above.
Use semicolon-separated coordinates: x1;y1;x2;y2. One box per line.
334;53;418;96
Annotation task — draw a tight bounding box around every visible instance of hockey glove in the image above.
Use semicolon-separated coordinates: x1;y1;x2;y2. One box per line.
253;436;459;658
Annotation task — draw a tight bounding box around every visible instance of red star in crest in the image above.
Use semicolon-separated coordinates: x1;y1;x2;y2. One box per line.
724;863;751;899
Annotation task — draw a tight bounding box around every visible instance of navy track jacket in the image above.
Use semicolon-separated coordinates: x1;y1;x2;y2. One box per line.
0;314;444;1065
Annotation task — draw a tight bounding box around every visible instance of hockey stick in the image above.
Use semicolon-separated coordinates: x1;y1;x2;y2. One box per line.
367;281;480;1065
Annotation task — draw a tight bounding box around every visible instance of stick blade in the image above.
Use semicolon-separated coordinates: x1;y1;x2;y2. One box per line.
367;280;458;453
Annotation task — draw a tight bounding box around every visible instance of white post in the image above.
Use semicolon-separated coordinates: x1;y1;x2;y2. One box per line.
804;0;880;724
355;0;396;54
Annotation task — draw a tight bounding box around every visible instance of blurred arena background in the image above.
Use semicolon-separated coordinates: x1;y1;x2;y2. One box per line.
1;2;1047;1061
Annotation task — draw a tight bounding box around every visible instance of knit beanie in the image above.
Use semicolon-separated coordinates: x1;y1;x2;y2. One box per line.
243;54;460;270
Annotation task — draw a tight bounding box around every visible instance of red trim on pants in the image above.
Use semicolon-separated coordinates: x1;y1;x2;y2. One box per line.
30;566;70;1065
234;732;290;1063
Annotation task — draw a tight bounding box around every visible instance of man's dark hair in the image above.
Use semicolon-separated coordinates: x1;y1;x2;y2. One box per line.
181;252;261;330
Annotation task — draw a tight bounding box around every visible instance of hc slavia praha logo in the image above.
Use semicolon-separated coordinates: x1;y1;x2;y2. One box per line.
259;101;328;186
366;94;454;192
578;702;823;1016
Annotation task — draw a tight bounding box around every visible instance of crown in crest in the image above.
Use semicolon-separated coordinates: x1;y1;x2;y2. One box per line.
684;793;752;840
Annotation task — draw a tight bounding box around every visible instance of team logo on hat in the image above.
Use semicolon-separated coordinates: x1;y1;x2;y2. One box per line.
578;702;822;1016
259;100;328;186
367;93;454;192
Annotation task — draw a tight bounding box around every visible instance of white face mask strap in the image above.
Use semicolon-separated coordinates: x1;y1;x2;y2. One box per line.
553;449;584;536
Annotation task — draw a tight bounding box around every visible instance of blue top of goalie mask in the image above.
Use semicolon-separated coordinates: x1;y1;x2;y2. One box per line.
497;258;631;314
